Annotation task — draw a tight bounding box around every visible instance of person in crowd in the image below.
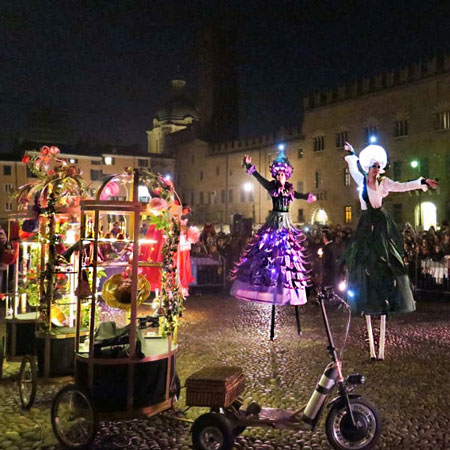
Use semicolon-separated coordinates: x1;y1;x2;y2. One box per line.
342;141;438;360
321;230;340;288
200;222;216;243
230;148;316;340
110;222;121;237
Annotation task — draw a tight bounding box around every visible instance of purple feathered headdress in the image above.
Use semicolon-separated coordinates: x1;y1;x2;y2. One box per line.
270;147;293;179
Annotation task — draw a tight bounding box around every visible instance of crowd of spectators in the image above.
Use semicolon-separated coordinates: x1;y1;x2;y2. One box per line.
190;220;450;291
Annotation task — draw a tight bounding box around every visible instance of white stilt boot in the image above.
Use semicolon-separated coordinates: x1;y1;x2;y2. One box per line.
378;315;386;360
365;315;376;360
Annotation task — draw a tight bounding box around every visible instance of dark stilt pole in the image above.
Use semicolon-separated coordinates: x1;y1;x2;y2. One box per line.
295;305;302;336
270;305;276;341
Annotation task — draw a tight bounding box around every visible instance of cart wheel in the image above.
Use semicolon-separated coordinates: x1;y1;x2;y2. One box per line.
51;384;98;450
18;355;37;410
170;373;181;400
325;397;381;450
192;413;235;450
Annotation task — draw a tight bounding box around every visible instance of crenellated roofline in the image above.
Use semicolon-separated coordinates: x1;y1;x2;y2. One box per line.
304;52;450;111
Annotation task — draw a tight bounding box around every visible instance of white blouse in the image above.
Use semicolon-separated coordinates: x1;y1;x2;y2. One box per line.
345;154;428;210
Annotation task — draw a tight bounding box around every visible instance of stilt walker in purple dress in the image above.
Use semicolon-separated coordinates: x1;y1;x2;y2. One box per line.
230;147;317;340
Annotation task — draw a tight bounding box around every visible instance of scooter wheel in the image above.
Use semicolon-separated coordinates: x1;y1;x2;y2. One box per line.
192;413;235;450
325;397;381;450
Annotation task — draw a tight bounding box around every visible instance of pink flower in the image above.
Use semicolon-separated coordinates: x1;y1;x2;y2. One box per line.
307;193;317;203
186;226;200;243
49;146;60;155
40;146;50;155
149;197;168;211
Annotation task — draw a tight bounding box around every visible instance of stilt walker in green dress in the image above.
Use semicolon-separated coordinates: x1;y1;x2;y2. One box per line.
343;142;438;360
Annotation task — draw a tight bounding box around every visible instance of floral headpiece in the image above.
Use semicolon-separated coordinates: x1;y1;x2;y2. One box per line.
270;147;293;179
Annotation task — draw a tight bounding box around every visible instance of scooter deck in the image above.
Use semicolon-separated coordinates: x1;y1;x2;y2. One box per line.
241;407;306;430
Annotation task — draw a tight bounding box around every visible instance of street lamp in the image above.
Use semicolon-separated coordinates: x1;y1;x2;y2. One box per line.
410;159;422;229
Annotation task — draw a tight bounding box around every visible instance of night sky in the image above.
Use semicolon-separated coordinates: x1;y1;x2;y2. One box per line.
1;0;450;153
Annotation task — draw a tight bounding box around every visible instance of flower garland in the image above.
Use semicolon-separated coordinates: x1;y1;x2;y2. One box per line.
15;145;86;329
138;169;184;338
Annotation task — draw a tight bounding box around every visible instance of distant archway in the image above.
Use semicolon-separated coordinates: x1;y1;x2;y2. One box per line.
312;208;329;225
414;202;437;230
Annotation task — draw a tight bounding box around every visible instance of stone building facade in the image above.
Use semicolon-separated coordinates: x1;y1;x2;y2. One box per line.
167;54;450;231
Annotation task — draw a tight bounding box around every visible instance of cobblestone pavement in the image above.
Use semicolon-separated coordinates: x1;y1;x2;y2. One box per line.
1;293;450;449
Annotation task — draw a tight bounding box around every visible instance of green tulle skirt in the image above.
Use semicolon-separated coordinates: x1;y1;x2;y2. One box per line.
343;207;416;316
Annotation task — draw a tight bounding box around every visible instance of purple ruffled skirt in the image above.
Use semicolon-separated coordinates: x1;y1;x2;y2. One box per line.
230;211;310;305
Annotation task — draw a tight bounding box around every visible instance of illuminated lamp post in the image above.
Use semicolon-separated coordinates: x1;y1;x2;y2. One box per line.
410;159;422;229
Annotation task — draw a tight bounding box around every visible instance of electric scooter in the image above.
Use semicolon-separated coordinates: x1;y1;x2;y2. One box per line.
191;287;382;450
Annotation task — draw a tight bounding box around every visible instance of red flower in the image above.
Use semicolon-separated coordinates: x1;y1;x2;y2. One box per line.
40;146;50;155
0;294;5;301
22;155;30;164
47;169;56;176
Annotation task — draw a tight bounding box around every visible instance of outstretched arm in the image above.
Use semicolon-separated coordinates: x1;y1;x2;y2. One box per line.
243;154;272;191
344;142;364;187
383;177;438;193
294;191;317;202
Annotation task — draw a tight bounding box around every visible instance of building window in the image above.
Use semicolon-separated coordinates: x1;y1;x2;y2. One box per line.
228;189;233;203
138;159;149;167
208;192;211;205
248;189;254;202
435;111;450;130
394;120;409;138
315;171;321;189
191;191;195;206
4;183;14;194
336;131;348;149
199;192;204;204
344;168;351;186
216;166;220;175
221;189;226;203
3;165;12;176
345;206;352;224
90;170;103;181
91;160;102;165
68;158;78;164
446;155;450;178
191;154;195;164
393;161;402;179
5;202;13;212
364;126;378;143
103;156;114;166
297;181;304;193
313;136;325;152
393;203;403;224
240;188;245;202
298;148;303;159
200;171;203;181
298;209;305;222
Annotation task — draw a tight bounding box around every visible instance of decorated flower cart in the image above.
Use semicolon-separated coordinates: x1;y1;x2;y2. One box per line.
50;168;186;449
1;146;86;409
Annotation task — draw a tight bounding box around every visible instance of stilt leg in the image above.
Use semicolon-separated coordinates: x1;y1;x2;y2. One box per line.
378;315;386;360
294;306;302;336
270;305;276;341
365;315;376;360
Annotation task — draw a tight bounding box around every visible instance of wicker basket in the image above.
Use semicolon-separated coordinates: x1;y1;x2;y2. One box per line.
185;366;245;407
